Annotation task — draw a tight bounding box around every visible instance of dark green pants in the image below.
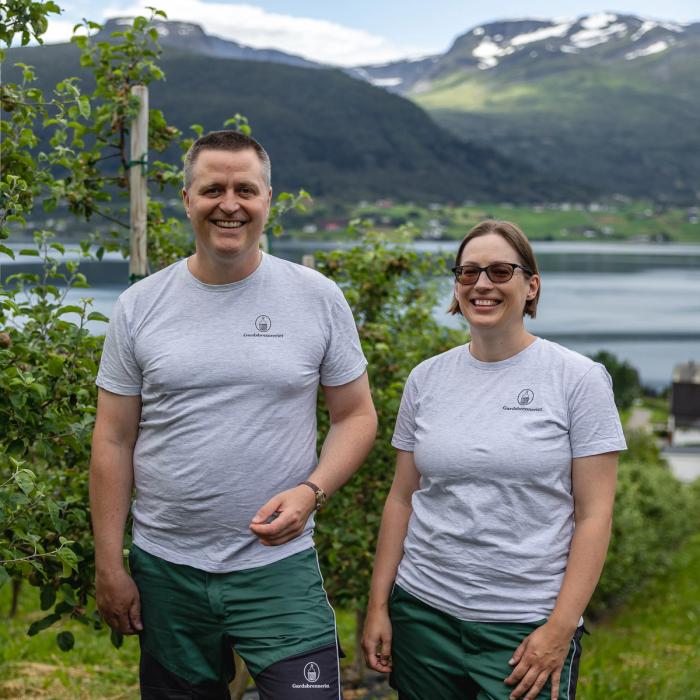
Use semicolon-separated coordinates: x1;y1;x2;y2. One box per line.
389;584;583;700
129;545;342;698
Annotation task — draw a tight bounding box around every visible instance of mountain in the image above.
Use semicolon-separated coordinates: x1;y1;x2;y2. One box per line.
359;13;700;203
100;17;320;69
3;21;588;204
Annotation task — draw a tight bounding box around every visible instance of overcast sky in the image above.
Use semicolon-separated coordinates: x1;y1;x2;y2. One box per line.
41;1;700;65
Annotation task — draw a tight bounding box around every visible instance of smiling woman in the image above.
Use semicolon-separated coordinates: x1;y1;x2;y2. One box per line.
362;220;627;700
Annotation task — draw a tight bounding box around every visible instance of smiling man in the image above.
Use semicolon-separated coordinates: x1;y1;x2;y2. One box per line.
90;131;377;699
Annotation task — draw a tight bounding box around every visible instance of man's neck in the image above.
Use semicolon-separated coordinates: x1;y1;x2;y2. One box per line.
187;249;262;285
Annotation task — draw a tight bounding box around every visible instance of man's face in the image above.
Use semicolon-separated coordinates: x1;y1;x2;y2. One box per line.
182;148;271;269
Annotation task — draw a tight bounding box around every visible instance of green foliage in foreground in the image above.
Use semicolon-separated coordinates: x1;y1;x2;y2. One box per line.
589;432;700;616
589;350;642;410
579;531;700;699
315;224;464;613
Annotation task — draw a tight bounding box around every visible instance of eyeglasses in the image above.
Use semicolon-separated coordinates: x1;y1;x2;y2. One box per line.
451;263;533;285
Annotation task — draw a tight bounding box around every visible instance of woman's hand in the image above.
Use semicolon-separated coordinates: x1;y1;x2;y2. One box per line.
503;620;575;699
361;606;393;673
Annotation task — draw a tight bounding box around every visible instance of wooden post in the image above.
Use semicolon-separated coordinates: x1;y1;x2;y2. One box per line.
129;84;148;283
302;254;316;269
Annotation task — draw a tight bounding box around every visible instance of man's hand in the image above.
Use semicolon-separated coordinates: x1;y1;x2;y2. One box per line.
503;620;574;700
96;568;143;635
249;485;317;546
361;606;393;673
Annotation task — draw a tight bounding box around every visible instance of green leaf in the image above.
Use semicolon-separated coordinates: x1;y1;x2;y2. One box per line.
40;586;57;611
47;355;65;377
19;248;40;256
56;631;75;651
14;469;36;496
78;95;91;119
110;628;124;648
87;311;109;322
0;245;15;259
58;547;78;576
28;612;61;636
57;305;84;316
0;566;9;589
47;500;61;532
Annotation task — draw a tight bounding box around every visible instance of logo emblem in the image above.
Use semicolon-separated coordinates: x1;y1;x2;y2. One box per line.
255;315;271;332
303;662;320;683
517;388;534;405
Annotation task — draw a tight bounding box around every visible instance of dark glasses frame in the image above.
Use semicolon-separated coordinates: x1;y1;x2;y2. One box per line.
451;263;534;285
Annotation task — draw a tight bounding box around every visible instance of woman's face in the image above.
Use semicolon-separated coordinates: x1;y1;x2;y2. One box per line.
454;233;540;334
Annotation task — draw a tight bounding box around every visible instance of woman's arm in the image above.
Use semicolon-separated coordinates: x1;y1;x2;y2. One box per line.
505;451;618;700
361;449;421;673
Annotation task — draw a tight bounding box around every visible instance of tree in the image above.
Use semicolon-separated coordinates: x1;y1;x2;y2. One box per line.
589;350;642;409
314;223;464;670
0;5;307;651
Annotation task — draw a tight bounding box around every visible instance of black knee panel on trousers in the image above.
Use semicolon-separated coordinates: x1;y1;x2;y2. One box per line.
139;651;231;700
253;643;342;699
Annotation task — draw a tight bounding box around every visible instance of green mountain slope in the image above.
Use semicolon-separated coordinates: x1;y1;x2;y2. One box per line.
3;42;582;203
362;15;700;203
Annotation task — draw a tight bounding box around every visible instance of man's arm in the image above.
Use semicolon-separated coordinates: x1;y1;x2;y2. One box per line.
250;371;377;545
89;388;143;634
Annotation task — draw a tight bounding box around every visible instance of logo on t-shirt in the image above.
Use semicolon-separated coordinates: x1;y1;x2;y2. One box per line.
503;387;542;412
255;315;271;332
517;388;534;405
243;314;284;338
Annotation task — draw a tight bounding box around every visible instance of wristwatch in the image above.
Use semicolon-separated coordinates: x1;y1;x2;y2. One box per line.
300;480;327;511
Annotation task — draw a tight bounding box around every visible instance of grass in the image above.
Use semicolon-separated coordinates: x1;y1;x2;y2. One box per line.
578;533;700;699
347;201;700;244
3;534;700;698
0;586;140;699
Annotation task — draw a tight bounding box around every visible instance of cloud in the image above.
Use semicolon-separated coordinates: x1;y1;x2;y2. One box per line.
96;0;426;66
30;19;76;45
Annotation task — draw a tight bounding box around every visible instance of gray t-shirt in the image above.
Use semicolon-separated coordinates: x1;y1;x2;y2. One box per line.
391;338;626;622
97;253;366;572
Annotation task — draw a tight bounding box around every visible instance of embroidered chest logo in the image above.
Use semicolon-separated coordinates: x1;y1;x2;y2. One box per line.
517;388;534;405
255;315;271;332
243;314;284;338
503;387;543;412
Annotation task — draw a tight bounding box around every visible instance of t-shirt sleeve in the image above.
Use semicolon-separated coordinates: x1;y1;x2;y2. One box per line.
568;363;627;458
96;297;142;396
319;284;367;386
391;370;419;452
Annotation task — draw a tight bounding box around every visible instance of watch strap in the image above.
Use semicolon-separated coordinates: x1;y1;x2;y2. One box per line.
300;480;327;511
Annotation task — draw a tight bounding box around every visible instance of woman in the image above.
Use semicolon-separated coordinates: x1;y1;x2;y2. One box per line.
362;220;626;700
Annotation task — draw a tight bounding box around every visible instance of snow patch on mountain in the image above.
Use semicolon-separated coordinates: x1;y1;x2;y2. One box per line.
571;22;628;48
472;38;516;69
581;13;618;30
371;77;403;87
510;21;574;46
625;40;670;60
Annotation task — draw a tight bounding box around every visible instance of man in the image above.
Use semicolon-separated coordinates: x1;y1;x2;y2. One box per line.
90;130;377;699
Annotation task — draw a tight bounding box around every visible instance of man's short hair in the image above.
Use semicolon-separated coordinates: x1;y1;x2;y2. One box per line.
183;130;271;190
